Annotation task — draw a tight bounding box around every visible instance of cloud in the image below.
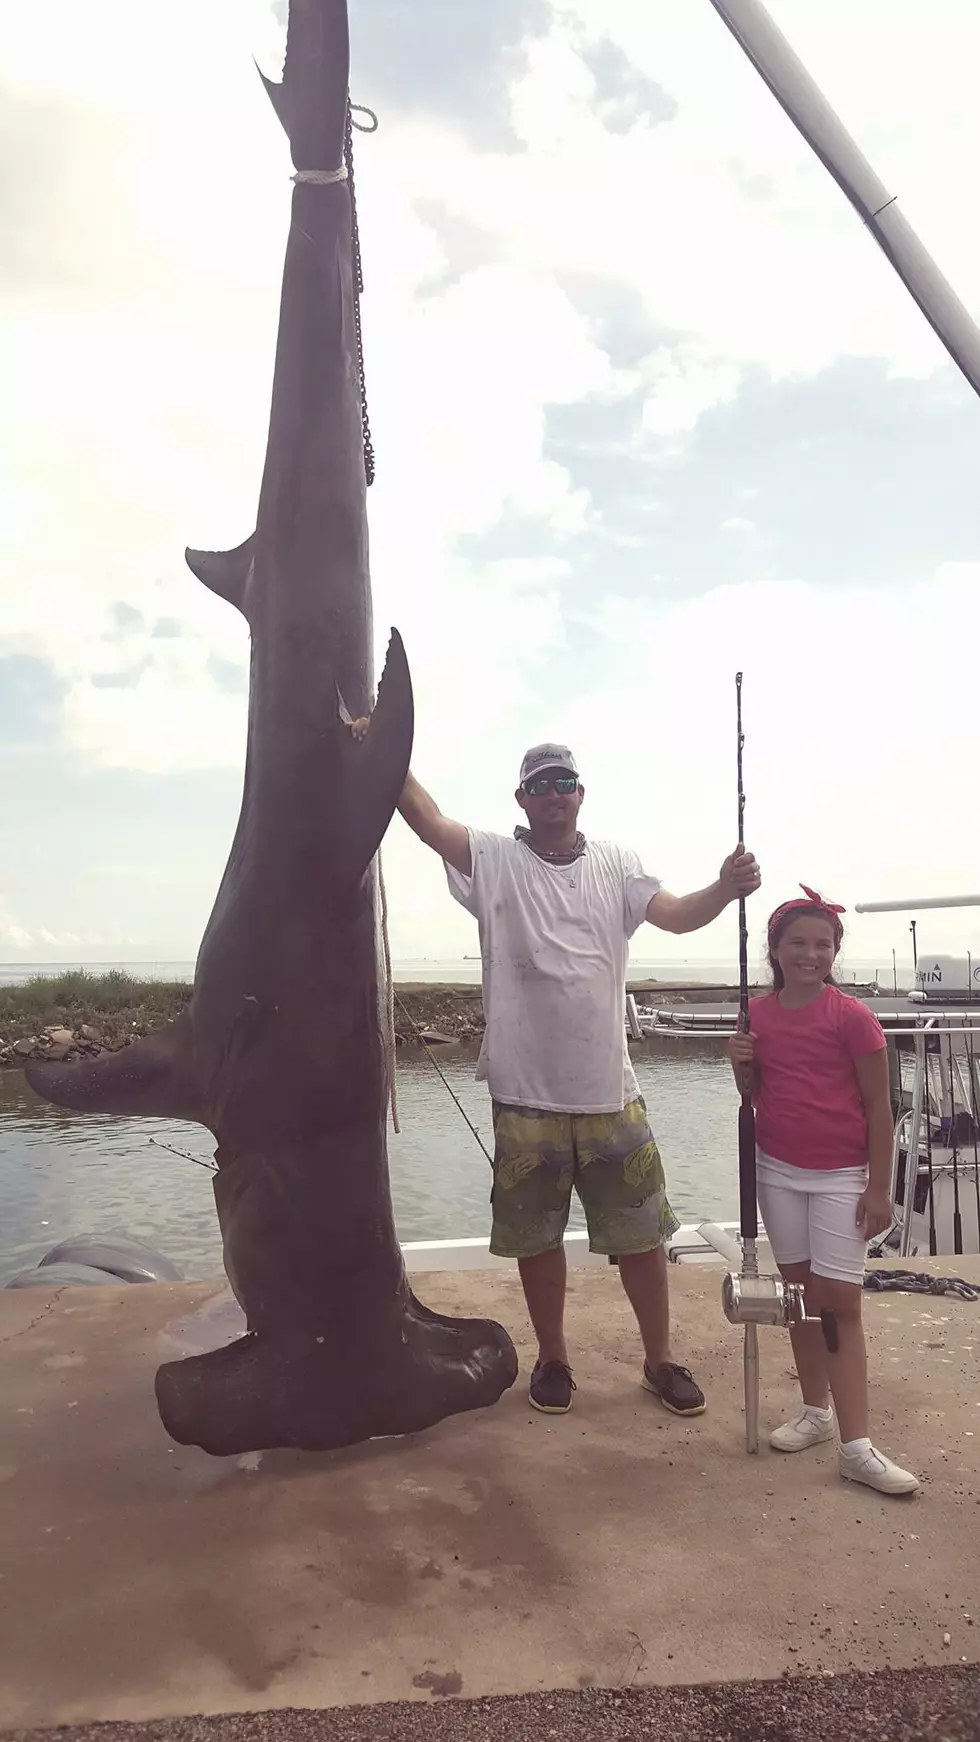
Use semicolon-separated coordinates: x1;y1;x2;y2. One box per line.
580;36;677;135
1;0;979;963
274;0;551;152
533;353;980;605
207;653;249;695
111;603;144;631
549;559;980;961
91;661;151;691
400;0;980;385
0;756;243;957
0;898;33;952
1;0;614;782
0;79;133;304
0;656;66;745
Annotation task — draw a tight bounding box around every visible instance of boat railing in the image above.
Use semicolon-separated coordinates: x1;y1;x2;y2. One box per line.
631;1002;980;1040
625;1005;980;1260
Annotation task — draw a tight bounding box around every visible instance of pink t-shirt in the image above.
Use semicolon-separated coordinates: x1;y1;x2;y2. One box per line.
749;984;887;1171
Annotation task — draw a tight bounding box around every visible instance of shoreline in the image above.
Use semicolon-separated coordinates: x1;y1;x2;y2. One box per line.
0;971;879;1068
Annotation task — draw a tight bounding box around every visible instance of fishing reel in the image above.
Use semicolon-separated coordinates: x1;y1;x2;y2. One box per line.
722;1270;838;1352
722;1266;838;1456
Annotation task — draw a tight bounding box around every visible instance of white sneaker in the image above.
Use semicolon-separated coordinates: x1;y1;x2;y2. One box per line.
769;1406;836;1453
839;1444;920;1496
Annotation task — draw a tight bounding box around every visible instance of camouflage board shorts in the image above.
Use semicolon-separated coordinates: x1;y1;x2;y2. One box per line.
489;1096;680;1260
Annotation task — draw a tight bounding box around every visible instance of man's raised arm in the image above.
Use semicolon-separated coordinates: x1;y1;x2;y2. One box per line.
348;716;471;876
398;772;472;877
644;846;761;934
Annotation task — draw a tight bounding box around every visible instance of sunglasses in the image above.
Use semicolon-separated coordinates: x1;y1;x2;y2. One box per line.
522;775;579;797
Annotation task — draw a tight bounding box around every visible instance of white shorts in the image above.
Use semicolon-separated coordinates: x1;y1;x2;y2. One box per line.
756;1151;868;1287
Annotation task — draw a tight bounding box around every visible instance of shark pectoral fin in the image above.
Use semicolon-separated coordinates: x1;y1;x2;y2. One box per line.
24;1023;205;1125
185;535;256;616
336;628;414;884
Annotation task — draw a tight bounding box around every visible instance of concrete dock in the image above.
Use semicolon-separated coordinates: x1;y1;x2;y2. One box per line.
1;1261;978;1737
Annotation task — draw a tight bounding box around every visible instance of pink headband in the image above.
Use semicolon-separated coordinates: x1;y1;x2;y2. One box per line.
767;884;846;947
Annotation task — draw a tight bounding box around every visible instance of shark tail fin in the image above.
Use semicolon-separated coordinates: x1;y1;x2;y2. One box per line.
253;2;350;171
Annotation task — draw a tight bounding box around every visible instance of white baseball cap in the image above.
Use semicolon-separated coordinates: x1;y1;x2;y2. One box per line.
519;743;580;786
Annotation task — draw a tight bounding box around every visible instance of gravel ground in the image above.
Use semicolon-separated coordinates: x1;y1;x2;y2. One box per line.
6;1666;980;1742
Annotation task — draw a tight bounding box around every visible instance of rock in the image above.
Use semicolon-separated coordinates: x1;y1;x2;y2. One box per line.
80;1023;101;1042
44;1043;73;1061
419;1028;455;1045
13;1038;37;1057
43;1027;75;1048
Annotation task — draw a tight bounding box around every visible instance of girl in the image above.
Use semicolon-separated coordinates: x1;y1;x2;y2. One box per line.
728;886;919;1496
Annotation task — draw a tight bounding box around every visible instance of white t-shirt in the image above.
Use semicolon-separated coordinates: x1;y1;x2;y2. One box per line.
445;829;661;1115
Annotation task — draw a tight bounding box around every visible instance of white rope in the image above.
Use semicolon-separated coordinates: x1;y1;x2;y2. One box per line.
378;852;400;1134
291;166;348;186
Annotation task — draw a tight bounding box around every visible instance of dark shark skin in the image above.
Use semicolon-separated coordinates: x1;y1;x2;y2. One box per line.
25;0;517;1456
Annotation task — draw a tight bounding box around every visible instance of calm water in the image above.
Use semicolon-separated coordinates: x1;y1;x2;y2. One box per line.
0;954;901;987
0;1040;737;1283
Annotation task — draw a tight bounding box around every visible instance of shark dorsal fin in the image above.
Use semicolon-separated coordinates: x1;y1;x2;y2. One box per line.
185;534;256;618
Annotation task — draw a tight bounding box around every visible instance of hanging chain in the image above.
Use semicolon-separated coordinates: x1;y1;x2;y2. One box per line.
345;101;377;487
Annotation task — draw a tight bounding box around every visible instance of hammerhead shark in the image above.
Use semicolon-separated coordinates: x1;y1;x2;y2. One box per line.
25;0;518;1455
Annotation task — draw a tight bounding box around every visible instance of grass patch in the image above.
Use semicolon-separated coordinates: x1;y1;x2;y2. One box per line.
2;973;493;1057
0;971;191;1040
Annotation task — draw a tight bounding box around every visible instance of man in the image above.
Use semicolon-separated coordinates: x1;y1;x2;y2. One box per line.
396;740;761;1418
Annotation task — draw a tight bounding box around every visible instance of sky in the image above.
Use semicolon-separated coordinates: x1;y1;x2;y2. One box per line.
2;0;980;977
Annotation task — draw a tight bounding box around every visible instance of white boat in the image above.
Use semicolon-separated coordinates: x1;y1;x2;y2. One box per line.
399;1220;770;1274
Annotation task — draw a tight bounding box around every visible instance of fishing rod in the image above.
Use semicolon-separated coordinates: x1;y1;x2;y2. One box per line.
721;672;837;1456
923;1041;937;1256
963;1028;980;1249
734;674;760;1453
735;674;757;1248
374;836;492;1162
147;1136;217;1173
392;987;494;1165
945;1035;963;1256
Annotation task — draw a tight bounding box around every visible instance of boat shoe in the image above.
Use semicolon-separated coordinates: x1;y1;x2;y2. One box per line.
642;1360;706;1417
529;1359;577;1414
